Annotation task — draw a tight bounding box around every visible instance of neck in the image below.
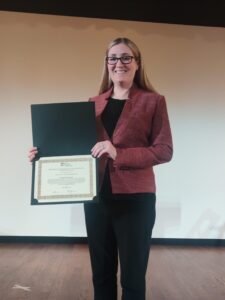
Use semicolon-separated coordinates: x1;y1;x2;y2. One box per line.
112;83;132;100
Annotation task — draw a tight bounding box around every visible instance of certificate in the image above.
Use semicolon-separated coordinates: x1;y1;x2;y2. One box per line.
31;101;98;204
34;155;96;203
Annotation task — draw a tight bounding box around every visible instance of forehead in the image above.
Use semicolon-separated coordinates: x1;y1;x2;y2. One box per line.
108;43;133;56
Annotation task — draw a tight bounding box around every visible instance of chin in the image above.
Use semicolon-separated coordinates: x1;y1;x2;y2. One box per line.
115;78;126;83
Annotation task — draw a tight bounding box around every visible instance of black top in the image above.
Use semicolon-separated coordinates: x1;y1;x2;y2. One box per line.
101;98;126;138
100;98;126;195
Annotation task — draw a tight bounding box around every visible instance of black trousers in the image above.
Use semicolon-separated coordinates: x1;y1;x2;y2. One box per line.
84;193;156;300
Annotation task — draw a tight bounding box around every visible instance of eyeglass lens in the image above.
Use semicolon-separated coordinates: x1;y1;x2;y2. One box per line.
107;56;134;64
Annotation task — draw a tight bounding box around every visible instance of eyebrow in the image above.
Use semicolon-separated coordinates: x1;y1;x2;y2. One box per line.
109;53;132;57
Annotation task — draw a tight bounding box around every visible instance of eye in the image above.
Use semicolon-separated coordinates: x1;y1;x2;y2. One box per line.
122;56;131;62
107;57;117;63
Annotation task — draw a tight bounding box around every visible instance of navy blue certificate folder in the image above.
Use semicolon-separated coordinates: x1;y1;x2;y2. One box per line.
30;101;98;205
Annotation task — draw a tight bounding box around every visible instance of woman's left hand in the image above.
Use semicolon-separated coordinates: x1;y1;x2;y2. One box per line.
91;141;117;160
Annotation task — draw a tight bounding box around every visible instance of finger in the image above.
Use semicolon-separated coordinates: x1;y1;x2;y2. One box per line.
28;149;38;161
91;142;103;152
30;146;37;152
29;148;38;156
91;146;107;158
91;143;104;156
91;146;100;154
28;151;37;159
96;149;107;158
28;154;35;162
91;148;102;158
29;149;38;154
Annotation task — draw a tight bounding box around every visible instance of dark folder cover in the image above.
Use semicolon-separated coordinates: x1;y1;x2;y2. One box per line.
30;101;98;205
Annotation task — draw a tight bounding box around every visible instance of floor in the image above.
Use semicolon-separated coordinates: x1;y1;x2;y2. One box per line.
0;243;224;300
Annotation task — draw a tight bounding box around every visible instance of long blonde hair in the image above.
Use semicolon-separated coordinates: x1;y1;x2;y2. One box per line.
98;37;156;95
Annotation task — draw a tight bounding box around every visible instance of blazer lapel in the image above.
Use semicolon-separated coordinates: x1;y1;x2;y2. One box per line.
95;88;112;141
95;88;112;116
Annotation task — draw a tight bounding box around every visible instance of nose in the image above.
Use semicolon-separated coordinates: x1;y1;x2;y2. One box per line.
115;58;124;66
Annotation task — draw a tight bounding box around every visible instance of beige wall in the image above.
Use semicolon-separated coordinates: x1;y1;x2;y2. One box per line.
0;11;225;238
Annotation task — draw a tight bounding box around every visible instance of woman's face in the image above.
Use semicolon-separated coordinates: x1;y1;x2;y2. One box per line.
107;43;138;88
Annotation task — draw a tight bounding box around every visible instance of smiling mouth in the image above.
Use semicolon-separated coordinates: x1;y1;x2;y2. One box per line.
115;70;127;73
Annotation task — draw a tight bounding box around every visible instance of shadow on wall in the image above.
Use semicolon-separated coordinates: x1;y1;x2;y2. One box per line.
0;10;225;43
187;209;225;239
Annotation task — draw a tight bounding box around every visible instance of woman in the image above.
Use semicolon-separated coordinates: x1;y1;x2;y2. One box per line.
29;37;173;300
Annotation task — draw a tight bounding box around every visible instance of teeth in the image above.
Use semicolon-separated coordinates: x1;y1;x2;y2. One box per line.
115;70;126;73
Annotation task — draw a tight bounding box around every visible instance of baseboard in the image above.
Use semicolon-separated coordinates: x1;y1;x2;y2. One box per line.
0;236;224;246
151;238;225;247
0;236;87;244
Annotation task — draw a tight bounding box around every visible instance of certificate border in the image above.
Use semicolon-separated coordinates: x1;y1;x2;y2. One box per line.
32;155;98;205
37;157;94;200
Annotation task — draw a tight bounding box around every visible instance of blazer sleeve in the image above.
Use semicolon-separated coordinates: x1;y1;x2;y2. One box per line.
113;95;173;169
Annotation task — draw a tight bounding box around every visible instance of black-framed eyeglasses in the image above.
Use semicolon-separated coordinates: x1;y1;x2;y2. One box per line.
106;56;135;65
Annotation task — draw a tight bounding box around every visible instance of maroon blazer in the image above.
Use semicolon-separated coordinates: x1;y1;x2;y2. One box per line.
90;85;173;194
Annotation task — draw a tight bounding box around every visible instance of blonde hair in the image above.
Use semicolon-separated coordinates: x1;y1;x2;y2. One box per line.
98;37;156;95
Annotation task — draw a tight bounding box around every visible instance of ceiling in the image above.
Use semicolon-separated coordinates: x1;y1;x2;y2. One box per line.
0;0;225;28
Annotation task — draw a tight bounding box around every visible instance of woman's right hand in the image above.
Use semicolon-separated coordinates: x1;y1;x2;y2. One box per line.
28;146;38;162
